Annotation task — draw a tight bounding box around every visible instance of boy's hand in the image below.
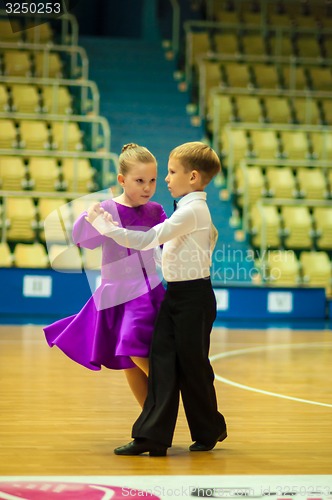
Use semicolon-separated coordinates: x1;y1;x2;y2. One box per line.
85;203;119;226
85;203;104;224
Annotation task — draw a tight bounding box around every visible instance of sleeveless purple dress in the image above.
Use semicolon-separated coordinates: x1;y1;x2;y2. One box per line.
44;199;167;370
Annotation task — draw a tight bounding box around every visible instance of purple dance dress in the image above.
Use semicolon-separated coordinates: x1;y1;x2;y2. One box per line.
44;199;167;370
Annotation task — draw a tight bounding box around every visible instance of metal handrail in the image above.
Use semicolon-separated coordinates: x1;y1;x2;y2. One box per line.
168;0;180;62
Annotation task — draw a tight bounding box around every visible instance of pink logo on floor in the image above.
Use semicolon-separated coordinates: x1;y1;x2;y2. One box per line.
0;481;161;499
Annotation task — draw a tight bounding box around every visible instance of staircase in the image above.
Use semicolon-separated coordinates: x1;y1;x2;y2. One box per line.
79;35;254;283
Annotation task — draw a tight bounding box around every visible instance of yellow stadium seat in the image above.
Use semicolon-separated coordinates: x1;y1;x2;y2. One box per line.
297;167;327;199
0;84;9;112
48;244;83;271
292;97;320;125
0;119;18;148
0;242;13;267
42;86;73;115
295;36;322;58
300;251;332;293
34;52;63;78
11;84;40;113
61;159;95;192
251;130;280;159
250;205;281;248
269;34;294;56
222;62;251;88
235;165;265;207
241;34;267;56
208;94;235;133
266;249;300;286
235;95;263;122
251;63;281;89
4;50;32;76
14;243;49;268
28;158;60;191
0;20;22;42
0;157;27;190
221;128;249;165
268;14;293;30
264;96;292;123
313;207;332;250
310;132;332;159
51;122;83;151
19;120;50;149
308;67;332;91
38;198;71;243
282;206;313;249
281;66;309;90
320;99;332;125
214;33;240;55
6;197;37;242
24;23;53;44
187;31;211;68
266;166;297;198
280;131;310;159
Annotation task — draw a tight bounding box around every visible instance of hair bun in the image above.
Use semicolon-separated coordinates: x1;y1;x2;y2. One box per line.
122;143;139;153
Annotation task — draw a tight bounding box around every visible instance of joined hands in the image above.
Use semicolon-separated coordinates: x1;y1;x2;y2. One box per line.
85;203;119;226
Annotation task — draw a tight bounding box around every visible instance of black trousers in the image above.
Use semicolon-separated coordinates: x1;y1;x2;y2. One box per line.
132;278;226;447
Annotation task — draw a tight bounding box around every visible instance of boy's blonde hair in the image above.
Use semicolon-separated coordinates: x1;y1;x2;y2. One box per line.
119;143;157;175
170;141;221;184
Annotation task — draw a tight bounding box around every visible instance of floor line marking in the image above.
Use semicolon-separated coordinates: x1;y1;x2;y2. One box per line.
211;342;332;408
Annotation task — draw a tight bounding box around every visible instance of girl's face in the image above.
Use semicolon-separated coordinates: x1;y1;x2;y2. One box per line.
118;162;157;207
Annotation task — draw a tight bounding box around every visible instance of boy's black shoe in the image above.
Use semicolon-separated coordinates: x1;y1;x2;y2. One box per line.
114;438;167;457
189;429;227;452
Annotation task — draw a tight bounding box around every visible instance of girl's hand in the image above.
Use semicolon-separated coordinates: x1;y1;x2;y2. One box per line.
85;203;119;226
85;203;104;224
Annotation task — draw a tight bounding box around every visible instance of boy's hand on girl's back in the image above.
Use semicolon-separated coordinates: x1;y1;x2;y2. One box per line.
85;202;119;226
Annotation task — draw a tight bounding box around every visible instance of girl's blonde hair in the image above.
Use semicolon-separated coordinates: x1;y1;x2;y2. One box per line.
118;143;157;175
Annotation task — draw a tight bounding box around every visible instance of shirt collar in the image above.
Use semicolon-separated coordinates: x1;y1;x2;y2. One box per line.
177;191;207;208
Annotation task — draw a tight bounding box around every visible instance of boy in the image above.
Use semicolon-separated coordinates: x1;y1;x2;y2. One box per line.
86;142;227;456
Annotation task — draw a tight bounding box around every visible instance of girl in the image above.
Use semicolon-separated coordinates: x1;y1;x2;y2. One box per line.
44;144;167;407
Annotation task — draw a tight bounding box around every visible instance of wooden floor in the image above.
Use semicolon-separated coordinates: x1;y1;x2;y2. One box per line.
0;324;331;476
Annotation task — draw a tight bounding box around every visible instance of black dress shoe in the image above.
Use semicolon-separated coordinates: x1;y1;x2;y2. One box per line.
189;429;227;452
114;438;167;457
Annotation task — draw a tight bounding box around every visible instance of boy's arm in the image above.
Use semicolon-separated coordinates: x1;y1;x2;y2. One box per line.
90;208;197;250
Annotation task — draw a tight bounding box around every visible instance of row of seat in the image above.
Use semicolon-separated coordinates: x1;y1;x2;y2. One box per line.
0;157;96;192
201;60;332;94
0;241;101;271
0;50;63;78
0;20;54;44
189;31;332;69
0;83;73;114
235;165;332;204
221;128;332;163
0;196;97;243
0;118;83;150
249;205;332;250
209;94;332;132
212;0;332;27
260;249;332;292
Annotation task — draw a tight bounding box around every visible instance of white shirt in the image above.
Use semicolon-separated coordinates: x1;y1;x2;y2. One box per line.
92;191;217;282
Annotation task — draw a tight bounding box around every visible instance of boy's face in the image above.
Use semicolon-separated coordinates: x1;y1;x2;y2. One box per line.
165;157;198;198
